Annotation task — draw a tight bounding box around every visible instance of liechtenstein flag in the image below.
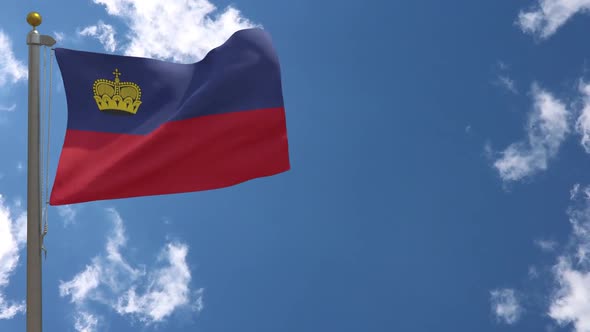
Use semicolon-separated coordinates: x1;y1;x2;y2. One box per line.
50;28;290;205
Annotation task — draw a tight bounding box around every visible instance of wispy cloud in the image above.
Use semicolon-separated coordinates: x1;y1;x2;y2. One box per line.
114;243;196;322
57;205;78;226
53;31;66;43
549;258;590;331
496;75;518;94
0;104;16;112
490;288;522;324
60;208;203;330
572;183;582;199
74;311;98;332
0;195;26;319
78;21;117;52
501;184;590;331
536;239;558;252
60;265;101;305
493;84;569;182
497;61;510;71
547;186;590;331
574;82;590;153
492;61;518;94
518;0;590;39
0;30;27;86
91;0;255;62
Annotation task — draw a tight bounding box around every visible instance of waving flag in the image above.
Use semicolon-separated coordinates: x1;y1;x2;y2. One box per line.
50;28;290;205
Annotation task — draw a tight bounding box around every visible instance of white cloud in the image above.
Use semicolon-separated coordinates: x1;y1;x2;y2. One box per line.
567;195;590;265
549;259;590;331
490;288;522;324
74;312;98;332
0;194;26;319
192;288;204;312
536;239;559;252
0;104;16;112
60;208;202;328
497;75;518;94
493;85;569;181
60;264;101;305
574;184;590;201
53;31;66;43
574;82;590;153
0;30;26;86
572;183;582;199
91;0;255;62
16;162;23;172
493;62;517;94
103;209;142;282
546;185;590;331
78;21;117;52
114;243;197;322
0;295;24;319
489;185;590;330
497;61;510;71
518;0;590;39
57;205;78;226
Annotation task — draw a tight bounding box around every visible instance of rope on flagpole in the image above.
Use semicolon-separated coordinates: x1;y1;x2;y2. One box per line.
40;45;53;260
40;46;45;205
41;47;46;203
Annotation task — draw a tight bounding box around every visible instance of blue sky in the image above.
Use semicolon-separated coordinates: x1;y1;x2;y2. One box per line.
4;0;590;331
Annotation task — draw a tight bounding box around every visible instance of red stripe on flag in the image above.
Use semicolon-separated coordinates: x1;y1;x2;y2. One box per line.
50;107;290;205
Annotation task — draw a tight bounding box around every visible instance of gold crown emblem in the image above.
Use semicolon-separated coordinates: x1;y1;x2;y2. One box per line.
93;69;142;114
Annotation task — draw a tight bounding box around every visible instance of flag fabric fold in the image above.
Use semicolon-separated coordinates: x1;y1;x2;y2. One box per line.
50;28;290;205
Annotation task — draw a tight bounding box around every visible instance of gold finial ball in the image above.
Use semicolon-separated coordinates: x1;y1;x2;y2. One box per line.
26;12;42;27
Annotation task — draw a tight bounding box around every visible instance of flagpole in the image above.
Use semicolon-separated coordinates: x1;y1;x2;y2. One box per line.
26;12;55;332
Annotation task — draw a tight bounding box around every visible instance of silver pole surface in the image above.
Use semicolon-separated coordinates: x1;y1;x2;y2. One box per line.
26;12;55;332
